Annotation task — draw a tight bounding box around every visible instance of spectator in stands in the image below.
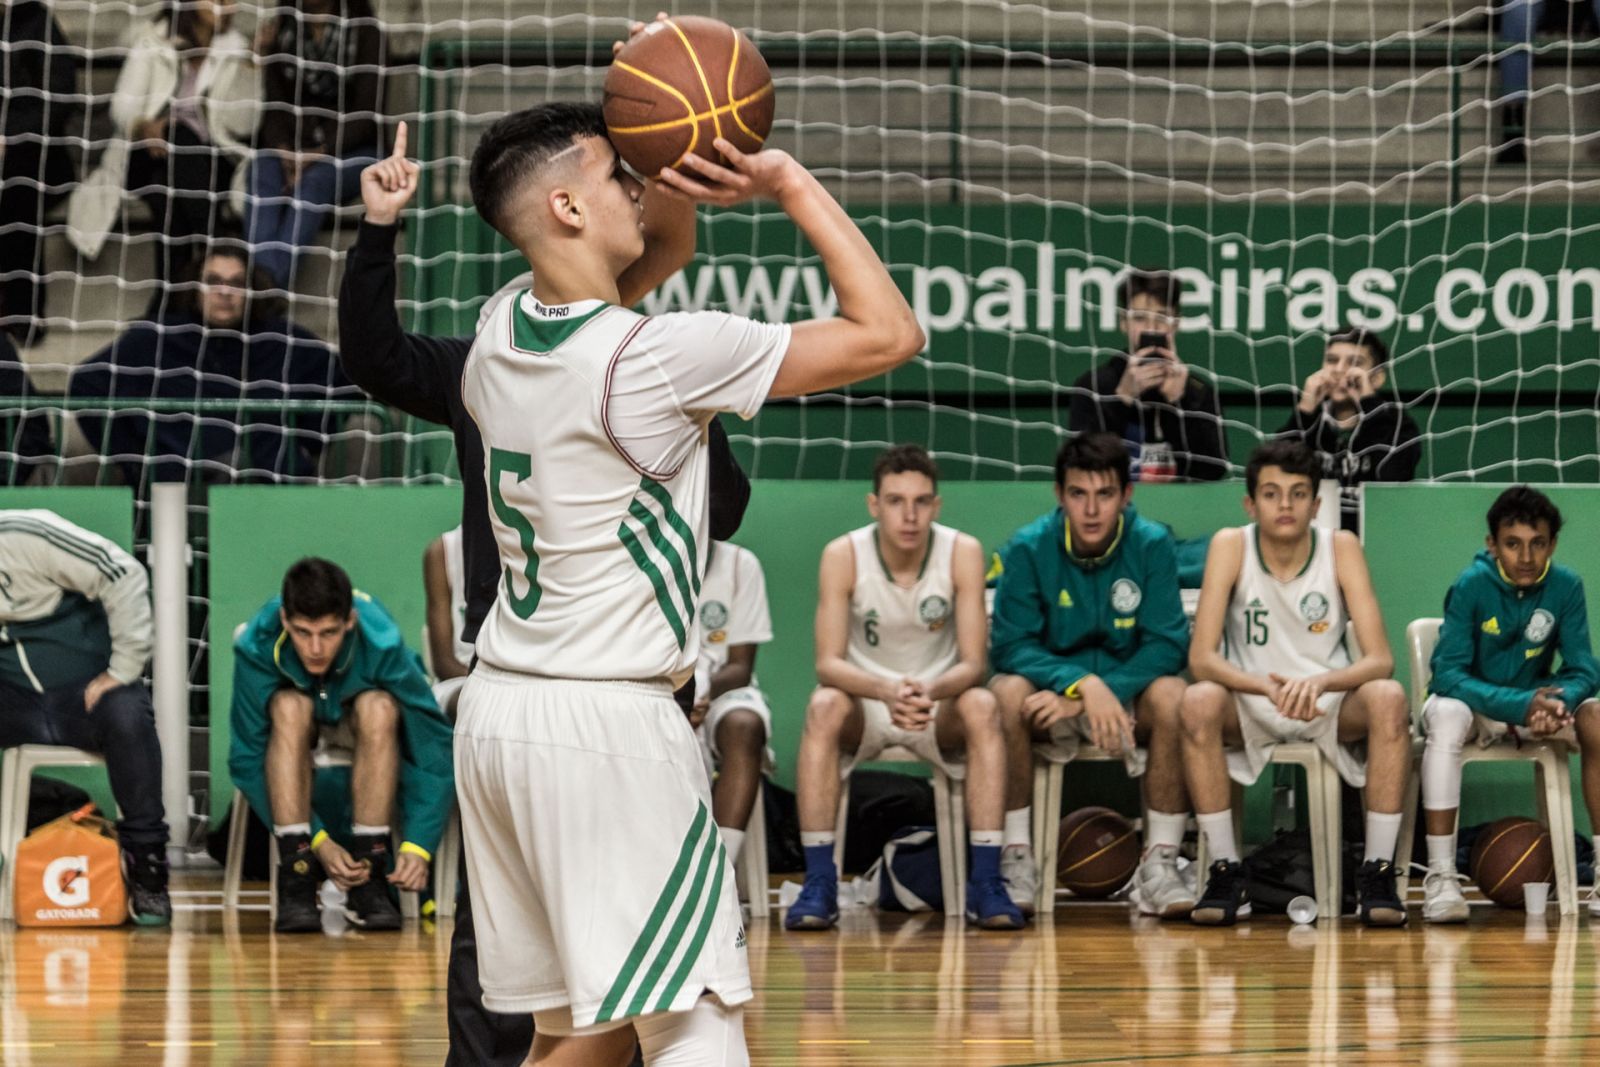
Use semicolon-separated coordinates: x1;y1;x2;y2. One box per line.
67;243;361;489
1069;270;1229;481
1496;1;1600;164
229;557;454;933
245;0;384;289
0;1;78;346
66;0;259;294
0;507;171;924
1275;328;1421;532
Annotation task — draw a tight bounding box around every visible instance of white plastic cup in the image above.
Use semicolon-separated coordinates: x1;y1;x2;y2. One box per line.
1523;882;1550;916
1287;895;1318;925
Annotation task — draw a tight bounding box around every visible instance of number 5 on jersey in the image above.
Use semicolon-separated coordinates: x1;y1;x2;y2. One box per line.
490;447;541;618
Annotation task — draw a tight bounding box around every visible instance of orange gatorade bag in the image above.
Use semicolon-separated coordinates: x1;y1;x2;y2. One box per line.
14;805;127;927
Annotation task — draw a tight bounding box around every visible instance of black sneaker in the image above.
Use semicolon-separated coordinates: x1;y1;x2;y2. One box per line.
1356;859;1408;927
344;835;402;930
121;846;171;927
1191;859;1252;926
274;837;323;934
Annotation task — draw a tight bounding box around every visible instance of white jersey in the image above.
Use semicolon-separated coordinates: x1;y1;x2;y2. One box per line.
440;525;473;667
1224;524;1351;678
695;542;772;681
462;291;789;683
845;523;960;682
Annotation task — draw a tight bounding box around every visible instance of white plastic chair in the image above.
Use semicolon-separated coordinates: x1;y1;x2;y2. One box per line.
834;749;967;917
1406;617;1579;916
736;782;769;918
0;745;109;921
1193;743;1345;920
1030;745;1149;914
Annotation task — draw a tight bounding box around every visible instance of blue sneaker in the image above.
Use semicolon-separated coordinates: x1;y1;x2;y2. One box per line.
784;873;839;930
966;875;1026;930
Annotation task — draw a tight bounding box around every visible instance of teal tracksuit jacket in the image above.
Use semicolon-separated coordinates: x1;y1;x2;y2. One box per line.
1429;549;1600;725
228;590;455;857
989;504;1188;704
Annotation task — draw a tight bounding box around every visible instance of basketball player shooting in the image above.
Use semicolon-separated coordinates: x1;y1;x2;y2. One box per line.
450;59;922;1067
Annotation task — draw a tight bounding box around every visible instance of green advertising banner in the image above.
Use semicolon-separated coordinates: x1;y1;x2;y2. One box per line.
412;200;1600;397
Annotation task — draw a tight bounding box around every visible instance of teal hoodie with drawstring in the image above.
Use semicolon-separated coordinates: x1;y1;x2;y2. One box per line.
1429;549;1600;725
989;503;1187;703
228;590;455;859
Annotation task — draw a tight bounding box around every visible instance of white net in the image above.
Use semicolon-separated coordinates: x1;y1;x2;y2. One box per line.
4;0;1600;825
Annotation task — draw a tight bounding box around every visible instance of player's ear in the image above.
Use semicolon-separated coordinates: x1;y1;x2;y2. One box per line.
548;187;583;231
344;610;357;632
1369;366;1386;391
1120;481;1133;507
866;491;879;519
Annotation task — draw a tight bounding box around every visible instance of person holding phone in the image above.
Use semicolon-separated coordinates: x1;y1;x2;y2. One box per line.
1068;270;1229;482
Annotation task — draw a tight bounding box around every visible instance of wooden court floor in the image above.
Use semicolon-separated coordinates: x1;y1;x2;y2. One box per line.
3;874;1599;1065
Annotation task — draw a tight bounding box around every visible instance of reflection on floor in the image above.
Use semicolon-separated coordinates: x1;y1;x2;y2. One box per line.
4;876;1599;1065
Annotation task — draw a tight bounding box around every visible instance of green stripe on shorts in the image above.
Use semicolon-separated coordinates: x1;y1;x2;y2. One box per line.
594;803;712;1023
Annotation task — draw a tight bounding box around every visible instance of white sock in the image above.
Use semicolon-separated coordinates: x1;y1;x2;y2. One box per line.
1364;811;1402;864
1004;807;1031;849
351;823;389;837
1426;832;1456;873
799;831;834;849
1144;810;1187;854
274;822;311;837
970;829;1002;848
1197;811;1240;863
719;825;746;863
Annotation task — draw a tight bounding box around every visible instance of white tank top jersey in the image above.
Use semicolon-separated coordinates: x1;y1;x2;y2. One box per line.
695;542;773;681
1223;523;1352;678
845;522;961;682
463;292;789;683
440;525;473;667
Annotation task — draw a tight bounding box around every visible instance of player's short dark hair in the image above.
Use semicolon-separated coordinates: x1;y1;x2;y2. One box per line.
1054;432;1130;491
1120;270;1183;314
281;558;353;620
1487;486;1563;541
872;444;939;493
1245;439;1319;496
1327;327;1391;367
469;102;608;239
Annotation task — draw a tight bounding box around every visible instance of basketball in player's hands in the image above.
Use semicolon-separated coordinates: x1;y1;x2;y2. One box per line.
603;15;775;178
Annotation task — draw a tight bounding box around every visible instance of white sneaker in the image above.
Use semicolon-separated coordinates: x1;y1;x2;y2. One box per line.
1589;883;1600;918
1129;845;1197;918
1422;869;1470;924
1001;846;1038;917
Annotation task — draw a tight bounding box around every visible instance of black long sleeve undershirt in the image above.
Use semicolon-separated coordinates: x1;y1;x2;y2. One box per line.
336;220;751;642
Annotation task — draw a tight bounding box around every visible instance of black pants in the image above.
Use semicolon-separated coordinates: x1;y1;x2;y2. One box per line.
0;142;63;341
125;123;237;290
0;678;168;849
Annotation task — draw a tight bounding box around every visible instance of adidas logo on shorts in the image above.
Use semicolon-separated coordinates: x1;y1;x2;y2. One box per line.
735;925;747;949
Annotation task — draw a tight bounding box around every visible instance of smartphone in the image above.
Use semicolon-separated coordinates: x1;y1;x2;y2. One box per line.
1136;330;1170;357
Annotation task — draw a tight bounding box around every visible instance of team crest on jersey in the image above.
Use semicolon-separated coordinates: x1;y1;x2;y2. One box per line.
1299;592;1330;624
1525;609;1555;644
919;595;951;630
701;601;729;643
1110;579;1142;614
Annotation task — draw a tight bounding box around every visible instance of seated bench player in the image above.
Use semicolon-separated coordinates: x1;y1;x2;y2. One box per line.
989;431;1194;917
786;444;1024;930
1418;486;1600;922
1182;439;1413;927
230;557;455;933
689;539;777;878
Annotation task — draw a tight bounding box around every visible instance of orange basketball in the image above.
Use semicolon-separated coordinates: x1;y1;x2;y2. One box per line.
1469;816;1554;908
603;16;775;178
1057;806;1140;898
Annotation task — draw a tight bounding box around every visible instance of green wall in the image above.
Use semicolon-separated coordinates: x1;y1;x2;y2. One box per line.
206;486;463;827
0;489;134;816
